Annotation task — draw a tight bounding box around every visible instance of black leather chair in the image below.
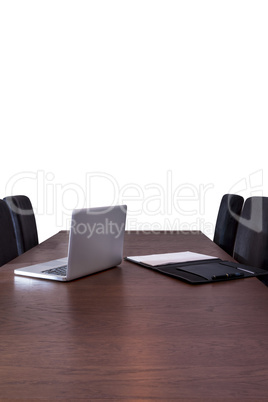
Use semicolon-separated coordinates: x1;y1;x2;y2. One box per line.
4;195;39;255
233;196;268;286
213;194;244;256
0;199;18;266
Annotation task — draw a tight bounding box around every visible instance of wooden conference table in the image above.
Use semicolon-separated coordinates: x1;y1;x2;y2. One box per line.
1;230;268;401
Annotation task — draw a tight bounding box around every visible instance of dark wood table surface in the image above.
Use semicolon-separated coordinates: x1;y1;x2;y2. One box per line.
1;230;268;401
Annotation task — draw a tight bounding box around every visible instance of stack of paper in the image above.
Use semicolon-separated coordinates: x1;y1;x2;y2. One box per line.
126;251;217;267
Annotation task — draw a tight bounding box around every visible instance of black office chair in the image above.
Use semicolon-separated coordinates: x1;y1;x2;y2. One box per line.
233;196;268;286
213;194;244;256
0;199;18;266
4;195;39;255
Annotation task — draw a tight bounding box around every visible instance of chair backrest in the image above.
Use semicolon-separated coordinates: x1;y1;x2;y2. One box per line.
0;199;18;266
213;194;244;256
4;195;38;255
233;196;268;269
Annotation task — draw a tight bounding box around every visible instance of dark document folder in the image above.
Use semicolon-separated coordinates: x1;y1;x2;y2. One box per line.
125;253;268;284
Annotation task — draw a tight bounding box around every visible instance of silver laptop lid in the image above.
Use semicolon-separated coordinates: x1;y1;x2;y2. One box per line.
66;204;127;281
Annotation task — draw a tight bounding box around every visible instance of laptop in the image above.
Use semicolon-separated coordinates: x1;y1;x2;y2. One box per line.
14;205;127;281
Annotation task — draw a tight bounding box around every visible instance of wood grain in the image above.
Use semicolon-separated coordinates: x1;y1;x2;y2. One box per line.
0;231;268;400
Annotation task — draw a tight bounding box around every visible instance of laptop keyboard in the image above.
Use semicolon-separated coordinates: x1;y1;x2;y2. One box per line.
41;265;67;276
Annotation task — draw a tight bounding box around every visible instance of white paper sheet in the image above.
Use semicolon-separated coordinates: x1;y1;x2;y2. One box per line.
126;251;217;267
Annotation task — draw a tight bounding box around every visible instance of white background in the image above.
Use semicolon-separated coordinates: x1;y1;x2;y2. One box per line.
1;1;267;243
